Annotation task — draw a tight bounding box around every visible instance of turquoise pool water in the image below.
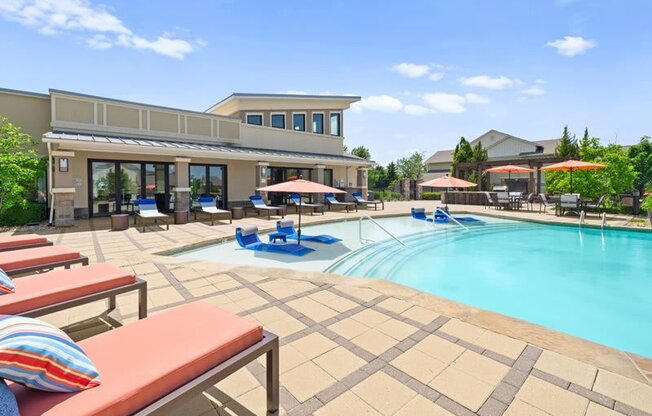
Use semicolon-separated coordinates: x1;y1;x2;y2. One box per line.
328;218;652;357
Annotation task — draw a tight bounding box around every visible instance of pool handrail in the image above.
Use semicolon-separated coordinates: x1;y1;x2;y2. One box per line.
434;208;469;231
359;215;407;247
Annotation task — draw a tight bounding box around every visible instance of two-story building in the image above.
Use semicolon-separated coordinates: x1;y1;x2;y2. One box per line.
0;88;371;226
424;130;561;193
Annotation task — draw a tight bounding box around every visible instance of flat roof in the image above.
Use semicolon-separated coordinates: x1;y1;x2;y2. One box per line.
206;93;361;113
0;87;50;99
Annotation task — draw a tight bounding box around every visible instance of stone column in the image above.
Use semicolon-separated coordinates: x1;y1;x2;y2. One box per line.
52;151;76;227
356;167;369;198
314;164;325;202
174;158;191;213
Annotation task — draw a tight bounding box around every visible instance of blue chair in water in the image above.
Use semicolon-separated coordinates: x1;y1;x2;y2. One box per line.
411;208;428;221
412;207;482;223
276;219;341;244
235;225;314;256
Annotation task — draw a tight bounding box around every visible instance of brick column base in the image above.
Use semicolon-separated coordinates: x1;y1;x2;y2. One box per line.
54;192;75;227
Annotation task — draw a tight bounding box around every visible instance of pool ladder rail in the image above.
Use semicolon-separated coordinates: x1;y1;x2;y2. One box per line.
579;211;607;229
359;215;408;247
579;210;586;227
434;208;469;231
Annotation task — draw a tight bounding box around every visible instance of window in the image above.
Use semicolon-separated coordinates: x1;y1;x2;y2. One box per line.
330;112;341;136
324;169;333;187
271;113;285;129
312;113;324;134
246;114;263;126
292;113;306;131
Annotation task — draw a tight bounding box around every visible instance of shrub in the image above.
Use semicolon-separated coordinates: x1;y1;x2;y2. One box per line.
641;196;652;213
372;189;404;201
0;202;47;226
422;192;441;200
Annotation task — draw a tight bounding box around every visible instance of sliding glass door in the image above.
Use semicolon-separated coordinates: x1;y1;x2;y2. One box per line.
189;164;227;209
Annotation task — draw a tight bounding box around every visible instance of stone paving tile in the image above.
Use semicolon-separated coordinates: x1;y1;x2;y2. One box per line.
516;376;589;416
390;348;447;385
395;395;455;416
593;369;652;414
350;328;398;356
430;366;495;412
351;371;417;416
313;346;366;380
414;334;466;364
474;330;527;360
503;399;550;416
453;350;511;387
282;361;337;404
586;402;622;416
313;391;381;416
286;297;339;323
400;304;441;325
534;350;598;389
439;318;485;342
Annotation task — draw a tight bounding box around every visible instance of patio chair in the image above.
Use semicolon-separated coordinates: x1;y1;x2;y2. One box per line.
0;263;147;319
0;245;89;277
351;192;384;210
583;195;606;213
324;193;357;212
194;196;232;225
509;192;523;210
538;193;553;214
135;198;170;232
559;194;580;215
496;192;511;210
0;234;53;252
245;195;285;220
484;192;497;209
235;225;314;256
411;207;428;220
276;219;341;244
11;301;280;416
289;194;324;216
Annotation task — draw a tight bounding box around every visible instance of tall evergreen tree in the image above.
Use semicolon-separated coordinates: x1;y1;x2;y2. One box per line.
386;162;398;183
555;126;579;158
451;136;474;176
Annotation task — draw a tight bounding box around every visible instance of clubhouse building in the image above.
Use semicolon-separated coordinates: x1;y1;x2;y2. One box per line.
0;88;371;226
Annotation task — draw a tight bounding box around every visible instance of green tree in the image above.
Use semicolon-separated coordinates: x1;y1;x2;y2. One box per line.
368;165;387;190
451;136;474;175
555;126;579;158
628;136;652;194
386;162;398;183
397;151;426;180
0;116;41;216
351;146;371;160
578;128;602;161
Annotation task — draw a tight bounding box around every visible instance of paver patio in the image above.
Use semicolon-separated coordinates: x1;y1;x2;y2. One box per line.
1;201;651;416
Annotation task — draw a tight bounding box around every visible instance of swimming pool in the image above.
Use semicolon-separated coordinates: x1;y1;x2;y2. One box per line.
176;215;652;357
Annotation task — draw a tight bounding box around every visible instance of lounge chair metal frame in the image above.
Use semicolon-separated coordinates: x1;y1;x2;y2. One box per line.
133;330;279;415
5;255;89;277
0;240;53;252
19;277;148;320
135;199;170;232
325;194;357;212
351;192;384;210
245;195;285;220
289;195;324;216
194;208;232;225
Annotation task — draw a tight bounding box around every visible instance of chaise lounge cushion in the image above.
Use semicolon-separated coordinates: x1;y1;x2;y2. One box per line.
12;301;264;416
0;235;48;251
0;246;81;273
0;269;15;295
0;264;135;315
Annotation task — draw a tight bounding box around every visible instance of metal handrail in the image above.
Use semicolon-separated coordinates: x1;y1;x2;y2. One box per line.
359;215;407;247
601;212;607;229
435;209;469;231
579;210;585;227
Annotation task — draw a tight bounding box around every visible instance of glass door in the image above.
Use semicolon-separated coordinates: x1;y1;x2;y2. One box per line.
189;164;227;209
119;163;141;214
90;161;117;217
145;163;168;212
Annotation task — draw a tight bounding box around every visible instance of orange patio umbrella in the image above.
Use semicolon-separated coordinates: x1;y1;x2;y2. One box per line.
418;175;477;188
257;179;345;244
541;160;607;194
485;165;534;181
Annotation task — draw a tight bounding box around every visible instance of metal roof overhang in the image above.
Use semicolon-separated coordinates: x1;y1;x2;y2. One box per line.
43;132;372;167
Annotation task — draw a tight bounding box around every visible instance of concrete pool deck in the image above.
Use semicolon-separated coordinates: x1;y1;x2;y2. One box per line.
2;201;651;416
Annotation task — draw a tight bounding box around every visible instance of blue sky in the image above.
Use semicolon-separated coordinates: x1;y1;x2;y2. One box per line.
1;0;651;164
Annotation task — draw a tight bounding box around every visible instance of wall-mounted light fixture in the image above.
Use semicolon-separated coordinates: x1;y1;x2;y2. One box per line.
58;158;69;173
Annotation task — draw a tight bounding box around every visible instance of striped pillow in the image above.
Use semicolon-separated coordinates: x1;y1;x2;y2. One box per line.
0;269;14;295
0;315;101;392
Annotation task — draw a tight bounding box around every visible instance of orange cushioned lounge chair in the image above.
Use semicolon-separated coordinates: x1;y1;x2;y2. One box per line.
0;263;147;319
12;301;280;416
0;245;88;277
0;234;53;252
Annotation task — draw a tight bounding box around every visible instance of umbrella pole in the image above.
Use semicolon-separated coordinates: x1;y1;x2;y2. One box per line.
570;169;573;194
297;196;302;245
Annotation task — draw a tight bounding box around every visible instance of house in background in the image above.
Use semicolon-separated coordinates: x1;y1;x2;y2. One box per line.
424;130;562;193
0;88;371;226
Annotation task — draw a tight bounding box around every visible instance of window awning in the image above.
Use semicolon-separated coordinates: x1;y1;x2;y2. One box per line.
43;132;372;166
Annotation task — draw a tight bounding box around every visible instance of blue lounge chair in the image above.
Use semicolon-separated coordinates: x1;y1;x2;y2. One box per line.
235;226;314;256
411;208;428;221
325;193;356;212
432;208;482;223
352;192;384;210
246;195;284;220
134;198;170;232
289;194;324;215
276;219;341;244
194;196;232;225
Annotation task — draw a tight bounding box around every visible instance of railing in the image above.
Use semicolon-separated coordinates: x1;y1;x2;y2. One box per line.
601;212;607;229
579;210;585;227
435;209;469;231
359;215;407;247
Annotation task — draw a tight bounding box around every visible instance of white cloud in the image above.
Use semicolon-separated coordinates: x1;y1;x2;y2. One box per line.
392;62;431;78
547;36;596;56
428;72;444;81
0;0;202;59
535;79;546;85
461;75;515;90
521;86;546;96
351;95;403;113
404;104;432;116
422;93;467;113
464;93;490;104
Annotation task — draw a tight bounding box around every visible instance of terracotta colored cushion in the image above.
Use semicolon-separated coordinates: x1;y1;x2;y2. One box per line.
0;246;80;272
0;264;136;315
13;301;263;416
0;235;48;250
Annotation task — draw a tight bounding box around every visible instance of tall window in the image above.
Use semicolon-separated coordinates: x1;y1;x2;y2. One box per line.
293;113;306;131
246;114;263;126
271;113;285;129
312;113;324;134
330;112;341;136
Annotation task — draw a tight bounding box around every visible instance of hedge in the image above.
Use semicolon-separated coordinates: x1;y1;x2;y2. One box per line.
422;192;441;200
0;202;47;226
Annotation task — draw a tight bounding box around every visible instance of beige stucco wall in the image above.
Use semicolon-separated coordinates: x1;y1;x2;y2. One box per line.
240;124;343;155
0;91;51;153
106;104;140;129
487;140;536;158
